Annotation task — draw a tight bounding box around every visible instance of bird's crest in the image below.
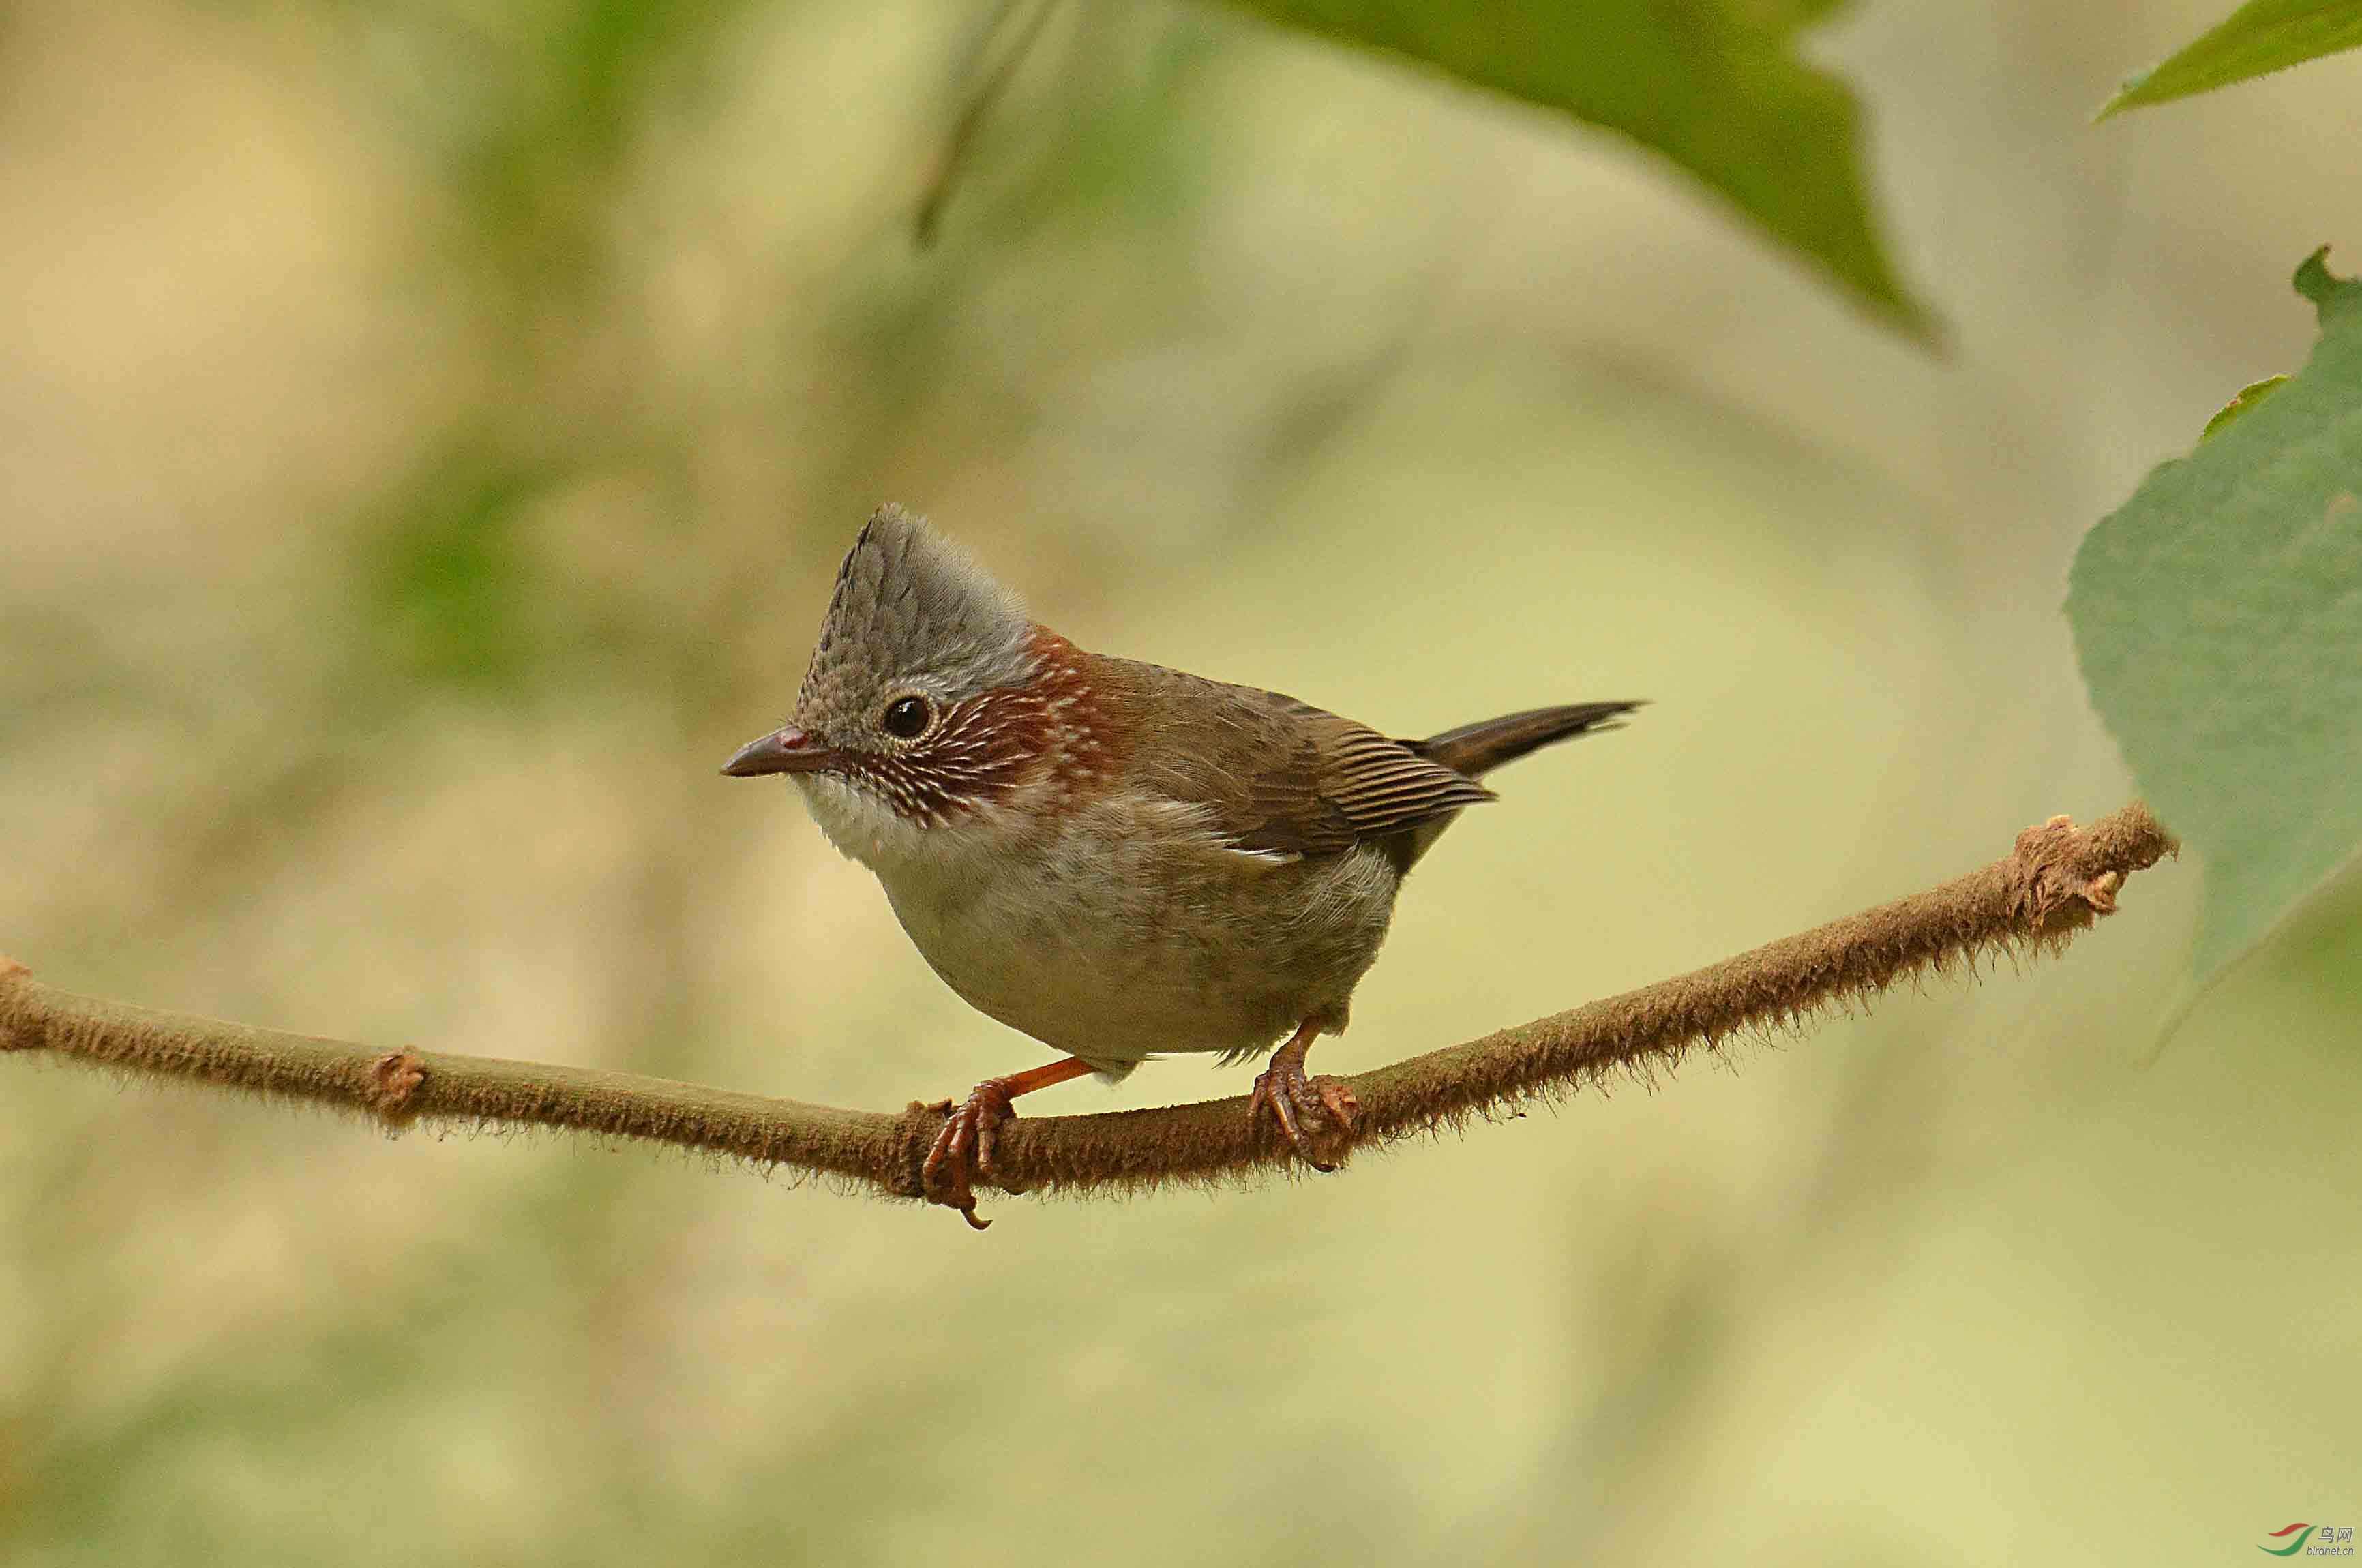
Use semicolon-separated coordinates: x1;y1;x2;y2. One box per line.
796;504;1034;730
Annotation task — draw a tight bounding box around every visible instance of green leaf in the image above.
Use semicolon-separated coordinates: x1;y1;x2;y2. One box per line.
2098;0;2362;117
2068;248;2362;998
2199;374;2288;439
1216;0;1933;336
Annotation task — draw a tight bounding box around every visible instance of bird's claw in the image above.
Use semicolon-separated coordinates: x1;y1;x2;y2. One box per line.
921;1080;1021;1228
1248;1057;1360;1171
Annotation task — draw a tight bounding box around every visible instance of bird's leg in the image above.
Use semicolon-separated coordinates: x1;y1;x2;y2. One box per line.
1248;1020;1361;1171
922;1055;1096;1228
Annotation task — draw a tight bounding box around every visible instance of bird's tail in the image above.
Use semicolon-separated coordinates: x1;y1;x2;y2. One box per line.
1405;701;1643;779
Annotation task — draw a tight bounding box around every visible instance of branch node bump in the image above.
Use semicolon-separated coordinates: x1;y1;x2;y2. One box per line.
370;1051;428;1128
2009;813;2117;927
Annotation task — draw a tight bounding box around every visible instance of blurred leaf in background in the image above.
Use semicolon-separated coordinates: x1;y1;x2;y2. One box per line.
2069;250;2362;1001
2098;0;2362;117
335;0;772;273
1222;0;1933;333
359;444;554;694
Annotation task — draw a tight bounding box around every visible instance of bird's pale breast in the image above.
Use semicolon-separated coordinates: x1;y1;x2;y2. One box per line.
873;787;1401;1074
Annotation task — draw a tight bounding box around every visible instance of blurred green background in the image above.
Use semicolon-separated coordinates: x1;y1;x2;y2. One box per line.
3;0;2358;1562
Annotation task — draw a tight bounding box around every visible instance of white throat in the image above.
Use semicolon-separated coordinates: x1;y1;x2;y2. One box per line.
792;772;1008;884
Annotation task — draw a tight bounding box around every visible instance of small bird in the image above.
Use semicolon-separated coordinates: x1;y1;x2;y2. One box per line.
726;506;1640;1226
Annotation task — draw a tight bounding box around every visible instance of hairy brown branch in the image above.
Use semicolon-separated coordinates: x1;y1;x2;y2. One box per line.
0;806;2174;1215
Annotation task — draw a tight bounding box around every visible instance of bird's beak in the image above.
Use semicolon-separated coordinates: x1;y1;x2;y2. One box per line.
721;725;835;777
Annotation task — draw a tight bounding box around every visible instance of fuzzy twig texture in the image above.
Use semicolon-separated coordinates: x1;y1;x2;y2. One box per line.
0;805;2175;1209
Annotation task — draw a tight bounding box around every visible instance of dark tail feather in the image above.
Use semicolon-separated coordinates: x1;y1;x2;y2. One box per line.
1405;701;1643;779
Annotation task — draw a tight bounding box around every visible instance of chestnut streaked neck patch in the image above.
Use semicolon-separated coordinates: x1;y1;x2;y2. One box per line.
840;625;1121;828
1022;626;1125;801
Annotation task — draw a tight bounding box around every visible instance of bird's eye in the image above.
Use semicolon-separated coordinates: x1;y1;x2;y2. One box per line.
880;695;933;740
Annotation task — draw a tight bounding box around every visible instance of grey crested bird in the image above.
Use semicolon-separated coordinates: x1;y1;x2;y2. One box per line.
725;506;1641;1226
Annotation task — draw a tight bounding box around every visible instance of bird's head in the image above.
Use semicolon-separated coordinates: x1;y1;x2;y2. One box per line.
723;505;1108;869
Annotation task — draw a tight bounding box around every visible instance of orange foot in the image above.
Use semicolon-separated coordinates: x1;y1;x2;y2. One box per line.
920;1056;1094;1229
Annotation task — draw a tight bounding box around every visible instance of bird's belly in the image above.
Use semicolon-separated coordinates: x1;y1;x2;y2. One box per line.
878;827;1399;1072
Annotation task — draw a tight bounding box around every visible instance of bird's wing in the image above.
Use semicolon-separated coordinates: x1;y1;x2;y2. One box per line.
1111;659;1493;859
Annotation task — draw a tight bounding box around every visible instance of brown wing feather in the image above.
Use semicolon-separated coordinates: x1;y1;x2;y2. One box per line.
1101;657;1492;859
1300;719;1496;849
